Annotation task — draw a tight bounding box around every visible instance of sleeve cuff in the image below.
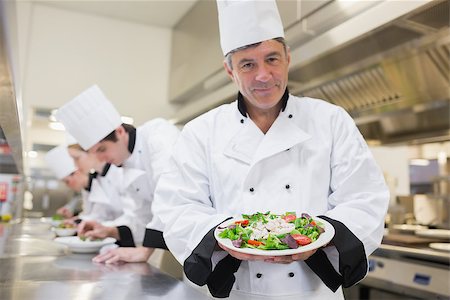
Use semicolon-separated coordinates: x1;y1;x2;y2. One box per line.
183;217;238;298
117;226;136;247
305;215;368;292
142;228;167;249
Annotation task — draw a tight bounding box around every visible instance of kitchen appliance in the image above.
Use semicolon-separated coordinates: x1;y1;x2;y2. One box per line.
345;244;450;299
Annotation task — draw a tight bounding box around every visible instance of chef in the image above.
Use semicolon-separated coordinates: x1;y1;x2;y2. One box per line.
44;145;97;220
152;0;389;298
66;138;140;247
55;85;179;262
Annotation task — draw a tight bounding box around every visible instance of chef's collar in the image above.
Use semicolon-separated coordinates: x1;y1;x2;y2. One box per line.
237;88;289;117
125;125;137;154
84;171;97;192
100;163;111;177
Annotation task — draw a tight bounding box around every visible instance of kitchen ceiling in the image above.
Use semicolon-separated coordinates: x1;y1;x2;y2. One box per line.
37;0;198;28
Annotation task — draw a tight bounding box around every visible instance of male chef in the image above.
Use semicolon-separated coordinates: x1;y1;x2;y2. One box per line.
56;85;179;262
66;138;139;247
152;0;389;298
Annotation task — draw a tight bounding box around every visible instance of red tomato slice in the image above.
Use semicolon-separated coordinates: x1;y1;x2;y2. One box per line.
234;220;249;226
291;234;312;246
282;214;297;223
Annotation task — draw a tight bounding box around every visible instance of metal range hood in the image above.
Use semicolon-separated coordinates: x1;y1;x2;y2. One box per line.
288;0;450;145
173;0;449;146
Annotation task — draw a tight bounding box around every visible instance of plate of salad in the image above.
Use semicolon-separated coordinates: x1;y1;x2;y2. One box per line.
214;212;334;256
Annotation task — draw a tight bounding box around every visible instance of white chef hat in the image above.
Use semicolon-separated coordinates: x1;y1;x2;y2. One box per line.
44;145;77;179
55;85;122;150
65;132;78;147
217;0;284;56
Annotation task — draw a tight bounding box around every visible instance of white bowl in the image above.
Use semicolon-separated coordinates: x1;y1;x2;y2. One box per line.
51;219;64;227
54;227;77;237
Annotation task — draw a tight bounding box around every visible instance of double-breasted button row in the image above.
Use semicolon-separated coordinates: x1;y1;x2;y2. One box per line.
248;185;292;193
255;273;295;278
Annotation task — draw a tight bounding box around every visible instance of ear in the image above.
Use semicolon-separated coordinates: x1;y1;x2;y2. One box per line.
223;59;235;82
115;125;126;137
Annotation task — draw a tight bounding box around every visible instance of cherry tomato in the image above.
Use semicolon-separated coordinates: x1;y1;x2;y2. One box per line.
282;214;297;223
234;220;249;226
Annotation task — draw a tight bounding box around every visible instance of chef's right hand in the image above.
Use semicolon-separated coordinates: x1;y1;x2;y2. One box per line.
77;220;99;236
57;207;73;218
78;220;118;240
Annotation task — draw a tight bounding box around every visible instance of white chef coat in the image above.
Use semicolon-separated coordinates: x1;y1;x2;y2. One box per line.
78;172;122;223
153;94;389;298
94;164;151;243
121;119;180;236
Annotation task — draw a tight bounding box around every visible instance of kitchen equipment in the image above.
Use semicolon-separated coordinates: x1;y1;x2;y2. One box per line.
428;242;450;252
413;194;449;229
390;224;428;234
415;229;450;240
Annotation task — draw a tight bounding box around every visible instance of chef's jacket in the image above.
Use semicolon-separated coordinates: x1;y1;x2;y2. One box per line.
153;92;389;299
120;119;180;248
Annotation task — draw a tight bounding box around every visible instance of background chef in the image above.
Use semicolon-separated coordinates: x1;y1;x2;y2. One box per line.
44;145;99;221
152;0;389;299
56;85;179;263
66;136;141;247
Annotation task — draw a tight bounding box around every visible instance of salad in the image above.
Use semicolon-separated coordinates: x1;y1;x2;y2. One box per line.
218;212;324;250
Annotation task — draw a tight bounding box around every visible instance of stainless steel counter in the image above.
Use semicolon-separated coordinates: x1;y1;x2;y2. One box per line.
0;219;212;300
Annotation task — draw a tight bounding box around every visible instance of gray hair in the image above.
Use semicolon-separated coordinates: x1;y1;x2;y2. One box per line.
224;37;288;70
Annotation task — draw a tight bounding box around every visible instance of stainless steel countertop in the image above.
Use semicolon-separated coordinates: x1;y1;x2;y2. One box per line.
0;218;212;300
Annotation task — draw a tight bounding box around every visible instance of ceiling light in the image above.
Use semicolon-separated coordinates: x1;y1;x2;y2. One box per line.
48;122;65;131
49;109;58;122
121;116;134;125
27;151;38;158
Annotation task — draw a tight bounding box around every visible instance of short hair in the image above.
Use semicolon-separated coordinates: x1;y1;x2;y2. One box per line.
225;37;288;70
101;123;135;143
68;143;85;152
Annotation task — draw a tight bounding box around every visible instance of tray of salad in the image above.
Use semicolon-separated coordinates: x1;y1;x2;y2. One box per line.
214;212;334;256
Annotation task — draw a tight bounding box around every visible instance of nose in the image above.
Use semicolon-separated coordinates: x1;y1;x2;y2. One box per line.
255;64;272;83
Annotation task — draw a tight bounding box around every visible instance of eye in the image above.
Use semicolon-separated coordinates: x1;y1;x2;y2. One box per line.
267;56;280;64
240;62;254;71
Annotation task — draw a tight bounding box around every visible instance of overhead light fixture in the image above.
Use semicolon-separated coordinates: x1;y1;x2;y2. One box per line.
121;116;134;125
49;109;58;122
48;122;65;131
27;151;38;158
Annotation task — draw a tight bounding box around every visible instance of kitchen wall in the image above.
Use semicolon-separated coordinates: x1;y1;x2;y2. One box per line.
11;2;177;173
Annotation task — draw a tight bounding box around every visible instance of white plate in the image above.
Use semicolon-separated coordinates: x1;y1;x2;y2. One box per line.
54;236;116;253
415;229;450;239
429;243;450;252
214;216;335;256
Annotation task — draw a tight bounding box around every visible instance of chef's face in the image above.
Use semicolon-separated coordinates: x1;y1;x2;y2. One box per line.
68;147;96;174
89;127;129;166
224;39;290;111
62;170;87;192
